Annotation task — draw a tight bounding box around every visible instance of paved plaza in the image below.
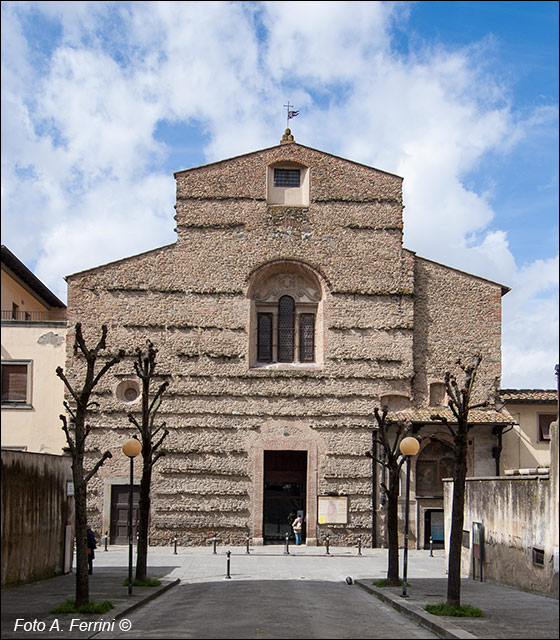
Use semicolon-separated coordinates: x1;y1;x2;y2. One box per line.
1;545;558;639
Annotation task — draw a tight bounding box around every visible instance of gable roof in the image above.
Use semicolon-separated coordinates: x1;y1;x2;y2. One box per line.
1;245;66;309
174;140;403;181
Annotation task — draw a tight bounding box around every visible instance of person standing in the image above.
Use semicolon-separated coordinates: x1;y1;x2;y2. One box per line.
87;524;97;575
292;513;303;545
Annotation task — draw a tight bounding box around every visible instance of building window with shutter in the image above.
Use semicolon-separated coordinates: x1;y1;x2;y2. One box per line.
1;361;32;407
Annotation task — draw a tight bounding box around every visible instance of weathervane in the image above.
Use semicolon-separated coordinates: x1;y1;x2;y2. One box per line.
283;102;299;128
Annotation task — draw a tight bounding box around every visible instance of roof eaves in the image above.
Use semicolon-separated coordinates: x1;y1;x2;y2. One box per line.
65;243;176;280
412;253;510;296
1;245;66;309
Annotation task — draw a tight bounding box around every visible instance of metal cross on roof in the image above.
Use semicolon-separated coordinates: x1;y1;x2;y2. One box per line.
283;102;299;128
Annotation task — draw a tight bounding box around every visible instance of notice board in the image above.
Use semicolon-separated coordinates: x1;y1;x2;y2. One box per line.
318;496;348;524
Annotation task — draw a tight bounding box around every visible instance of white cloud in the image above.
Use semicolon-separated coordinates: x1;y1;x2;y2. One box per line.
1;0;557;388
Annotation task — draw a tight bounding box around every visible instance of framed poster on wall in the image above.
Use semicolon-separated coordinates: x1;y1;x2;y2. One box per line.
318;496;348;524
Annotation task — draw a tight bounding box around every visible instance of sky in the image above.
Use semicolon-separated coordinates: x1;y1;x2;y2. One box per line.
1;1;558;389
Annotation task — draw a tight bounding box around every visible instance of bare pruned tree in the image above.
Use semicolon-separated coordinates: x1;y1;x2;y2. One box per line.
127;340;169;582
56;323;125;607
368;408;414;586
431;354;485;607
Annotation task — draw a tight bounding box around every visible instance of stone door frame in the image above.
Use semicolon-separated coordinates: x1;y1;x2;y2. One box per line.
251;439;318;546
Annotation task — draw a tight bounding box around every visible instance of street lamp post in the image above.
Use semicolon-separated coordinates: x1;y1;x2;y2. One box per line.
399;436;420;598
122;438;142;596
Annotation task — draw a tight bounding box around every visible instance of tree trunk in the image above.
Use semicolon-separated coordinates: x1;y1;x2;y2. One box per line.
386;468;400;586
447;433;468;607
135;461;152;582
73;467;89;608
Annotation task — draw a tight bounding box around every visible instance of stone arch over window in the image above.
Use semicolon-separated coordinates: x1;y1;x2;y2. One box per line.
247;261;325;367
266;161;310;206
414;439;455;498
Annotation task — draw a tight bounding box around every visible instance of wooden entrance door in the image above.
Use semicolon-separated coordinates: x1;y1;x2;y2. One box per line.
110;484;140;544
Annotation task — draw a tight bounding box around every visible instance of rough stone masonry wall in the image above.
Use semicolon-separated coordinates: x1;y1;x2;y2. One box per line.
66;141;505;546
412;255;503;406
66;143;415;546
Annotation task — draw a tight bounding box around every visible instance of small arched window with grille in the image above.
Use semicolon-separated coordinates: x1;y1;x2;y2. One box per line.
277;296;295;362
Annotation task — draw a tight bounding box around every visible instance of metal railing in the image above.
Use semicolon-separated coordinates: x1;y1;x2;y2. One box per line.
1;310;67;323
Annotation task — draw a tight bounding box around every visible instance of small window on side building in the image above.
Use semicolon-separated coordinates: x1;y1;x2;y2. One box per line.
532;547;545;566
1;361;31;406
538;414;556;442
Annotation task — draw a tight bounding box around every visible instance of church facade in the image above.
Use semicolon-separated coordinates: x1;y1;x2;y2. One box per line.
66;130;511;547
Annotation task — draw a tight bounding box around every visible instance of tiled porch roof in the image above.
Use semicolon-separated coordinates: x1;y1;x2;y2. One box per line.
500;389;558;404
389;407;514;425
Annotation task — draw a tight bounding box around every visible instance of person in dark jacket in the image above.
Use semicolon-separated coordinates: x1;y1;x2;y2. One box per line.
87;524;97;575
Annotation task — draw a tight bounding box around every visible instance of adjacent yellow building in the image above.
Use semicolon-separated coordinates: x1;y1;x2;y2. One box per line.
500;389;558;472
1;246;67;454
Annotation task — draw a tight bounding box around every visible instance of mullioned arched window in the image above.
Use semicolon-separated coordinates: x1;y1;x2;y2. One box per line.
248;262;324;367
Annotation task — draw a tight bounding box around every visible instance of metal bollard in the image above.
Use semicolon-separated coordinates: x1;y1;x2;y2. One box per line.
246;532;250;554
429;536;433;557
173;534;178;555
213;533;217;554
325;533;330;555
225;550;232;579
357;535;362;556
104;531;108;552
284;532;290;555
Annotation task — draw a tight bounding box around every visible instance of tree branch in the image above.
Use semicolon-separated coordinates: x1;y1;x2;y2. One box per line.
92;350;125;389
128;413;141;431
151;422;167;439
148;380;169;418
150;450;166;469
62;400;77;422
84;451;113;485
56;367;80;405
59;414;76;454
